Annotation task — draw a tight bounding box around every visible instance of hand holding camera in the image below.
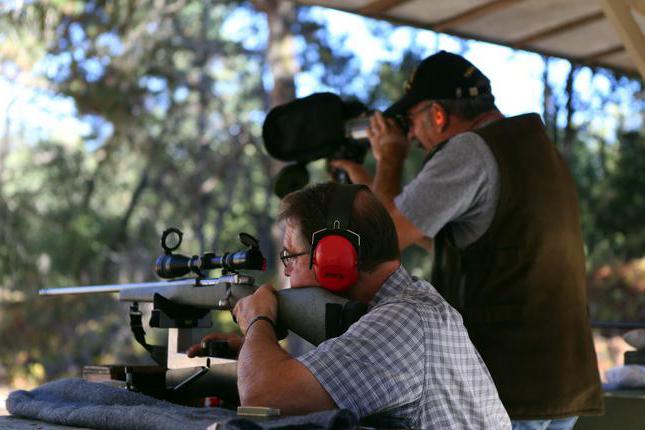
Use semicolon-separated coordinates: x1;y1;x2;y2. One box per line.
367;111;410;164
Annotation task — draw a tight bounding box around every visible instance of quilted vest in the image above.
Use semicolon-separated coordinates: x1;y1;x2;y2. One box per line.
431;114;603;419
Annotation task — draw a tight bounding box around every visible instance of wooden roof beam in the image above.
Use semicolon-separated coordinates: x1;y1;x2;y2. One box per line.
600;0;645;80
433;0;525;32
584;44;625;61
513;11;605;48
289;0;640;78
360;0;412;15
626;0;645;16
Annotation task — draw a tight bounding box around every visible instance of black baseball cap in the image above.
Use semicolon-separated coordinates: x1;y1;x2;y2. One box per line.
385;51;492;116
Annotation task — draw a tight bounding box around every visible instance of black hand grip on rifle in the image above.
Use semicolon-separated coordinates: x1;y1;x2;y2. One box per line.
197;339;237;359
155;230;266;279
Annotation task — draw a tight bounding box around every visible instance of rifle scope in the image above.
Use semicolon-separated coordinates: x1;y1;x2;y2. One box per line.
155;229;266;279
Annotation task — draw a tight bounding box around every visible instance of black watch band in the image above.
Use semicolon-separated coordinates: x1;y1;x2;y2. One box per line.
246;315;278;335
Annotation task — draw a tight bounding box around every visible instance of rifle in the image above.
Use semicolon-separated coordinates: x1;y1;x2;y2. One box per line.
40;228;367;402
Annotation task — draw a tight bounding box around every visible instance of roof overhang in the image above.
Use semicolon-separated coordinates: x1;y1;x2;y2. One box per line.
296;0;645;81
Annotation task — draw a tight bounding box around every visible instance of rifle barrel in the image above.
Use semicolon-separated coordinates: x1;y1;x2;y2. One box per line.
39;279;196;296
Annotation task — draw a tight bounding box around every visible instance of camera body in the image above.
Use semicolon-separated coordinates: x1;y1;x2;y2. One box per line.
263;92;386;197
263;92;370;165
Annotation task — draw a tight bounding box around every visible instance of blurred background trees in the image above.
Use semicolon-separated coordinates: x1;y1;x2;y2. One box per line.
0;0;643;387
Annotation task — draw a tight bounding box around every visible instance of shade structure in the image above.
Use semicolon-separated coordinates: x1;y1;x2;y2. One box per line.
295;0;645;80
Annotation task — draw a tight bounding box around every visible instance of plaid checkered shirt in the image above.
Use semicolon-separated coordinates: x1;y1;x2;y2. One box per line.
297;265;511;429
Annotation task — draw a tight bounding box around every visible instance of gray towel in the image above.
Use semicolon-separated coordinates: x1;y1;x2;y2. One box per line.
6;378;357;430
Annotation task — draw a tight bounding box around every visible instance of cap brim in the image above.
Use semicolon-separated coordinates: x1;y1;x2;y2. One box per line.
384;91;421;117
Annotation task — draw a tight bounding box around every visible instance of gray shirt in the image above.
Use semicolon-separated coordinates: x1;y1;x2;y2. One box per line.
297;266;511;429
395;131;500;248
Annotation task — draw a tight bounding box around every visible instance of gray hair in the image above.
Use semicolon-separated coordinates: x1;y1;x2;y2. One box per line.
432;94;497;120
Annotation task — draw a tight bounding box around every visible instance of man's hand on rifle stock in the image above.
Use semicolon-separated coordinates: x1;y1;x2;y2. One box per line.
233;284;278;336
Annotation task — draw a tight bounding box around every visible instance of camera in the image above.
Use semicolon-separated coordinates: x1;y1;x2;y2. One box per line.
262;92;406;198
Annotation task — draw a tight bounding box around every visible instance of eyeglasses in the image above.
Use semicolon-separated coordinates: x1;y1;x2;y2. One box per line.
279;249;309;268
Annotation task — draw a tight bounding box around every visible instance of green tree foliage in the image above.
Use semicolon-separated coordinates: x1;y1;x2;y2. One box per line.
591;130;645;261
0;0;397;385
1;0;283;384
541;64;644;323
546;67;645;266
0;137;132;386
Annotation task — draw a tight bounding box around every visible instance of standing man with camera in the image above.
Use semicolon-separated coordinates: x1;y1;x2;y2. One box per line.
332;51;603;429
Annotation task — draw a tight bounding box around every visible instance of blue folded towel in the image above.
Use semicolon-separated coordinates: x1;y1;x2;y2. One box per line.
6;378;357;430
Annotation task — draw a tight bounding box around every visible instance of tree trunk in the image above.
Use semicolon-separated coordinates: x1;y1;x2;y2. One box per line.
0;99;16;178
195;1;213;252
265;0;296;286
541;56;559;144
254;0;314;355
253;0;298;277
562;62;579;164
260;0;298;104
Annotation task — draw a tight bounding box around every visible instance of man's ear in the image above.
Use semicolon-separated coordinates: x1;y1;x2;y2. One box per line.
430;102;447;131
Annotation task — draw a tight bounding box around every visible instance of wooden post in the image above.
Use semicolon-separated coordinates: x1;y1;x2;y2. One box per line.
600;0;645;81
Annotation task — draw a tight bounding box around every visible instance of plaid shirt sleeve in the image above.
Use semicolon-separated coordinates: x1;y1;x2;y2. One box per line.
296;301;425;418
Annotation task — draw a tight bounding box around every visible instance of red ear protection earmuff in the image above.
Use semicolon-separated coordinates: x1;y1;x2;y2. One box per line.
309;185;364;292
310;223;360;292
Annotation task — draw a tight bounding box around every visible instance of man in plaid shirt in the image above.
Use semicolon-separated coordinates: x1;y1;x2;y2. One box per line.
191;183;510;429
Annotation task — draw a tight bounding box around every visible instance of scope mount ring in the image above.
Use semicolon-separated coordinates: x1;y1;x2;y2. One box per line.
218;284;233;309
161;227;183;254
